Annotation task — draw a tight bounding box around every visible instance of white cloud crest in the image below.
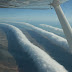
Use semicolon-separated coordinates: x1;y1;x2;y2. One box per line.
13;22;69;50
0;24;68;72
39;24;64;37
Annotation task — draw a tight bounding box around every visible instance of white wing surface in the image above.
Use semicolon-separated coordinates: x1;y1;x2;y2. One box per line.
0;0;68;9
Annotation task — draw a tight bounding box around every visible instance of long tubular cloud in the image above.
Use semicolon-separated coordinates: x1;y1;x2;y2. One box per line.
39;24;65;37
0;24;68;72
13;22;69;50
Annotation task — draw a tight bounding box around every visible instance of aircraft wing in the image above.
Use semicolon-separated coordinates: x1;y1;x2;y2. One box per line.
0;0;68;9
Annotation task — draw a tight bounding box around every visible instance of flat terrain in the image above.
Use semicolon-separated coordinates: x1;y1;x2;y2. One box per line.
0;29;18;72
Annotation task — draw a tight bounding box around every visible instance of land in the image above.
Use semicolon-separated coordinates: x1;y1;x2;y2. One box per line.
0;29;18;72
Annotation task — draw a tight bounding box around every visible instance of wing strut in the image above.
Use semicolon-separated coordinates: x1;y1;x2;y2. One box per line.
52;0;72;52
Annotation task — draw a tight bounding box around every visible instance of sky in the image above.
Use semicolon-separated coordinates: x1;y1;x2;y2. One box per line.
0;0;72;24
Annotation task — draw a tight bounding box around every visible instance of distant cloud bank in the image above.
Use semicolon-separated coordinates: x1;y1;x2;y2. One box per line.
39;24;65;37
14;22;69;50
